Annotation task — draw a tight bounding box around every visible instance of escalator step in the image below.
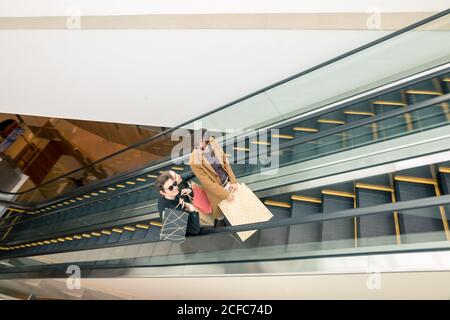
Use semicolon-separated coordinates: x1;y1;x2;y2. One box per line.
131;227;149;241
356;187;397;247
321;193;355;249
439;167;450;195
107;231;122;243
258;204;289;247
395;179;447;243
288;197;322;246
118;229;134;242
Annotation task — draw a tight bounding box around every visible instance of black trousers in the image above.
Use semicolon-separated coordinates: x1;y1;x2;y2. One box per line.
186;211;201;235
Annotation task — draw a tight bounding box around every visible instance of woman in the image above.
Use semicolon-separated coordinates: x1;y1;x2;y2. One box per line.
189;135;238;227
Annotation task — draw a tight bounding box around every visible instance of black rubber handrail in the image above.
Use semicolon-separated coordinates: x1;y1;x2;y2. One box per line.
0;8;447;199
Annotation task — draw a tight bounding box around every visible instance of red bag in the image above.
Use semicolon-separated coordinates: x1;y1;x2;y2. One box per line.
192;184;212;214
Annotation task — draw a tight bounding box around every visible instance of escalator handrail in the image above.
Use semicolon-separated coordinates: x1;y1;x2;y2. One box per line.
0;9;448;198
1;91;449;220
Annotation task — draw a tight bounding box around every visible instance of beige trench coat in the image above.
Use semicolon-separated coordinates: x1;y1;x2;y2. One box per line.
189;137;237;219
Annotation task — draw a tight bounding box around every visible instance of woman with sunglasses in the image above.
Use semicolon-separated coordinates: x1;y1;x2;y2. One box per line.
155;171;201;236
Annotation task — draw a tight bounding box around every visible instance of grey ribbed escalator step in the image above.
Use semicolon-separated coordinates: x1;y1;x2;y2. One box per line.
395;179;447;243
287;197;322;247
356;186;397;246
321;192;355;249
118;229;134;242
345;113;374;147
257;202;290;247
439;167;450;194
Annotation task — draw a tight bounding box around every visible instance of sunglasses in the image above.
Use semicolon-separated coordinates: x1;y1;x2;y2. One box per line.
164;180;178;192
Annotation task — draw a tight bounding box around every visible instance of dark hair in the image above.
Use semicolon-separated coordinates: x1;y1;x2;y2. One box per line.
155;171;173;192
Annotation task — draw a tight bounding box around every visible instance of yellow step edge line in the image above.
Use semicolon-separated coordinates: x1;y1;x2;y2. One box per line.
101;230;112;235
65;237;73;241
233;147;250;152
126;181;136;185
344;110;375;116
124;226;136;232
373;100;406;107
73;236;82;240
82;234;91;238
136;178;147;182
438;167;450;174
442;78;450;82
171;166;184;171
116;184;126;188
394;175;437;185
112;228;123;233
263;200;291;208
147;174;158;178
91;232;101;237
149;221;162;227
292;127;318;132
321;189;355;198
251;140;271;145
8;208;25;213
405;89;442;96
272;134;294;139
136;224;150;229
355;183;394;192
291;195;322;204
317;119;345;125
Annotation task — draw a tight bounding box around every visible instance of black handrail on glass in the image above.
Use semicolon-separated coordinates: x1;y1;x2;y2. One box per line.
0;9;448;200
1;194;450;264
1;93;449;230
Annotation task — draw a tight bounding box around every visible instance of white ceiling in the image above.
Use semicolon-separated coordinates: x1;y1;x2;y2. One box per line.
0;29;392;127
0;0;448;16
0;1;447;127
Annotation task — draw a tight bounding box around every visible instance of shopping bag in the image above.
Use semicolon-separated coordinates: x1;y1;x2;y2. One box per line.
218;183;273;241
160;208;189;243
198;212;215;227
192;183;212;214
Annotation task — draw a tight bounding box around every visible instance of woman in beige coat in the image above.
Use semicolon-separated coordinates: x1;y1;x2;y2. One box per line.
189;136;238;225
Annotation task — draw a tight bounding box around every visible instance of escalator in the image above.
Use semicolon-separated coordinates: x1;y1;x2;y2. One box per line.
0;10;450;278
0;73;449;263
